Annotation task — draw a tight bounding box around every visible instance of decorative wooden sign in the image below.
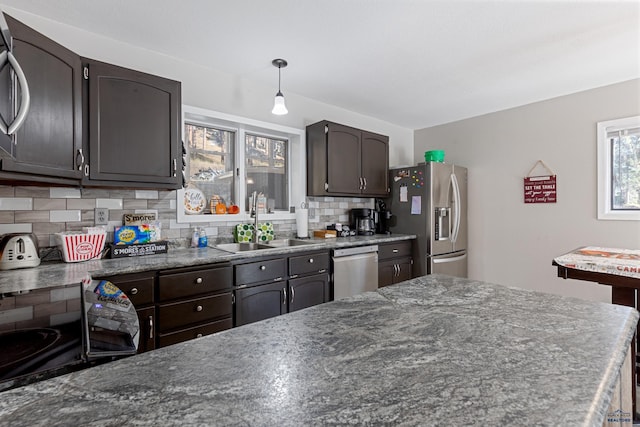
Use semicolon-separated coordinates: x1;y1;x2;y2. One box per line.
524;160;557;204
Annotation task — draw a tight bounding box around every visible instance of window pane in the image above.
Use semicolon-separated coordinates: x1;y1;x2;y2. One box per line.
611;131;640;210
186;123;235;211
245;133;288;211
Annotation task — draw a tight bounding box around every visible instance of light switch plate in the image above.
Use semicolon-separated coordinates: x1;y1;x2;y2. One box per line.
95;208;109;225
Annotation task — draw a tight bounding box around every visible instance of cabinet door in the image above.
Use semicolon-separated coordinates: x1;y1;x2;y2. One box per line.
394;257;413;284
326;123;361;194
0;14;82;183
361;131;389;196
288;273;329;313
84;59;181;188
234;282;286;327
377;259;396;288
136;306;156;353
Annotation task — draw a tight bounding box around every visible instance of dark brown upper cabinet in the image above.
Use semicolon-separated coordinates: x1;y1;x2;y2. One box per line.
306;120;389;197
82;59;182;189
0;14;83;185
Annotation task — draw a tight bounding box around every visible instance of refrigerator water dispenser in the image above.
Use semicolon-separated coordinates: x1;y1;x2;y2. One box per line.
435;207;450;241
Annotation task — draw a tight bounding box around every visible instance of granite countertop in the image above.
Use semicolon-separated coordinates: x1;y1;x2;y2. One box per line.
0;275;636;426
0;234;415;295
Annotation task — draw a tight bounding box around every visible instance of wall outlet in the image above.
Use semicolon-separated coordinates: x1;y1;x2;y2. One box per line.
95;208;109;225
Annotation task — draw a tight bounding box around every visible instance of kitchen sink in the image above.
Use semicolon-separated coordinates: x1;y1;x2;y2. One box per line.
214;242;274;253
264;239;318;248
214;239;320;253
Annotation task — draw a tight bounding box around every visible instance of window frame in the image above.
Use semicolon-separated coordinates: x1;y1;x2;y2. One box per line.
597;115;640;221
177;105;306;224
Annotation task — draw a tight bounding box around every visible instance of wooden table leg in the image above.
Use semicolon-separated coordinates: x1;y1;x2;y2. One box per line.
612;286;637;420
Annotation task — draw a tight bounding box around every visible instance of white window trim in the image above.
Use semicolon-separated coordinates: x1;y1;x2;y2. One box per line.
177;105;306;224
597;115;640;221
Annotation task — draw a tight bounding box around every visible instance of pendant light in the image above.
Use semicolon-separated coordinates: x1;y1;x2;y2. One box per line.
271;58;288;115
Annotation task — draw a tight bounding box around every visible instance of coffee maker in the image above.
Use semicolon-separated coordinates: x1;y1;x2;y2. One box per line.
374;199;392;235
350;208;375;236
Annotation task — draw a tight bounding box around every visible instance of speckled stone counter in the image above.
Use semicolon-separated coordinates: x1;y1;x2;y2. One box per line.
0;234;414;294
0;275;636;426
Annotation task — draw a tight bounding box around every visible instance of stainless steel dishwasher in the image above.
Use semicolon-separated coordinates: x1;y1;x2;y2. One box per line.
332;245;378;300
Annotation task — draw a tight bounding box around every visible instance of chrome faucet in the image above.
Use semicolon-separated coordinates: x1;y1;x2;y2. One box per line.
250;191;259;243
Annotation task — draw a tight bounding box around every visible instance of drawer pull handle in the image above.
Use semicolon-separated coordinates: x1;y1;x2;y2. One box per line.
260;265;266;270
148;315;154;339
195;277;203;284
308;258;314;263
392;249;399;253
196;305;203;312
290;286;295;304
130;287;138;295
282;287;287;305
196;333;203;338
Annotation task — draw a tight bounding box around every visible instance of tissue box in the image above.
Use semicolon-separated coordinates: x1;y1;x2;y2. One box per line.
114;224;160;245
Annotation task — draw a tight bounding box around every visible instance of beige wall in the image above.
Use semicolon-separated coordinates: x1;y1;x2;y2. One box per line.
414;79;640;302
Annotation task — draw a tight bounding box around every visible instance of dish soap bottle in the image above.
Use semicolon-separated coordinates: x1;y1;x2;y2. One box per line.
198;228;208;248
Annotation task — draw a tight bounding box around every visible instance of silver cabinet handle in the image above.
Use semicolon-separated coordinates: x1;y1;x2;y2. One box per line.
260;265;266;270
148;315;154;340
0;50;30;136
358;177;363;190
196;305;203;312
274;277;282;282
130;287;138;295
308;258;314;263
363;177;367;189
76;149;85;171
290;286;295;304
282;287;287;305
195;277;203;284
196;333;203;338
392;249;399;253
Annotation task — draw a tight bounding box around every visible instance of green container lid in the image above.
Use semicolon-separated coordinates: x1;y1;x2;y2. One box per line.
424;150;445;162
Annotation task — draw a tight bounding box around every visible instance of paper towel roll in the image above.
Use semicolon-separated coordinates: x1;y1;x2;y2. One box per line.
296;208;309;238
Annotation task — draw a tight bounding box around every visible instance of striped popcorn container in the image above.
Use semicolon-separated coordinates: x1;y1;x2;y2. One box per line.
55;229;107;263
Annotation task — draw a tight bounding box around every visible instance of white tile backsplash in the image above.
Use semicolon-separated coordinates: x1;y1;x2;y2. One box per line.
50;188;81;199
0;197;33;210
0;306;33;325
96;198;123;209
135;190;159;199
0;223;32;234
50;285;81;302
50;210;81;222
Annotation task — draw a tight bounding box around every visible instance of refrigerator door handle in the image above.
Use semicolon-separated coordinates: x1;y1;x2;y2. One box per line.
450;173;461;243
433;253;467;264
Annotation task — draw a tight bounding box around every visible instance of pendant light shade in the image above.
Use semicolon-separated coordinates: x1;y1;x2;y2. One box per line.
271;59;288;115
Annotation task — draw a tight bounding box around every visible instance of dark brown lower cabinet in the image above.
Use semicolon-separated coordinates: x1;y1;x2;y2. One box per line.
135;307;156;353
234;282;287;326
377;241;414;288
289;274;329;313
378;258;413;287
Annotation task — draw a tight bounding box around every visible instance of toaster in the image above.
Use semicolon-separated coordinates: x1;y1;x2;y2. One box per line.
0;233;41;270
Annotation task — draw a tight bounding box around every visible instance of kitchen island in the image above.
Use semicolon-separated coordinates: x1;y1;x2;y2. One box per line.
0;275;637;426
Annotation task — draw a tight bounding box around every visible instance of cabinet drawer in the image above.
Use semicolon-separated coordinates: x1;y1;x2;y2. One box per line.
158;292;232;332
158;318;232;348
289;252;330;277
378;241;412;260
158;266;232;301
97;273;155;307
236;258;286;286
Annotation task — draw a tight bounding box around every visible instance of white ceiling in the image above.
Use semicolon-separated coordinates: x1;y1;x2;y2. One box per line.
1;0;639;129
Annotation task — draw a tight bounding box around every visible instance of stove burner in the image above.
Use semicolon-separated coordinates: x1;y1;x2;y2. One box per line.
0;328;61;376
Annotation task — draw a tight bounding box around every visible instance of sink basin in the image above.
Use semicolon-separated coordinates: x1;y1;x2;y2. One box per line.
215;242;274;253
264;239;317;248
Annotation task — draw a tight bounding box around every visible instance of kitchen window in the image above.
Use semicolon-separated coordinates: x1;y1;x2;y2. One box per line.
177;106;305;224
597;116;640;220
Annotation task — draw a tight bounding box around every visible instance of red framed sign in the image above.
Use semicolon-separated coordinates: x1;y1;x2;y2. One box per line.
524;175;557;203
524;160;557;204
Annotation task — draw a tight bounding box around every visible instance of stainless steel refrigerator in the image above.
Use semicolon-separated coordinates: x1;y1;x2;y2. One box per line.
388;162;467;277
